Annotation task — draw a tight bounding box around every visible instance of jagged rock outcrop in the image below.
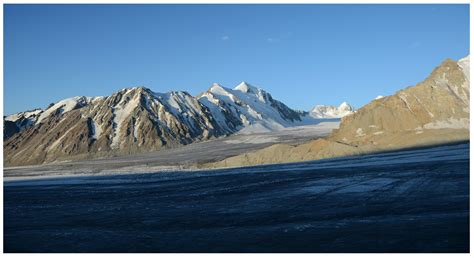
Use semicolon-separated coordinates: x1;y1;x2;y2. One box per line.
204;55;470;168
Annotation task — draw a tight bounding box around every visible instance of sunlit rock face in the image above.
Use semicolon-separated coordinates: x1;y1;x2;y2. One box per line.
331;56;470;146
205;56;470;169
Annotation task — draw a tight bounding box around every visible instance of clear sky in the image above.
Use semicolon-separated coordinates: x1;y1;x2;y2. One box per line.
4;4;470;115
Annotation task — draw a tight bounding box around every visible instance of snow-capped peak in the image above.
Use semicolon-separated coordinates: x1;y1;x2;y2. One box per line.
211;83;224;89
208;83;233;97
197;82;303;134
339;102;352;110
309;102;355;118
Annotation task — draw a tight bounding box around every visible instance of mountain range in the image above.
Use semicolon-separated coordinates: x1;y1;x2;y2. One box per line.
4;82;352;166
5;55;469;168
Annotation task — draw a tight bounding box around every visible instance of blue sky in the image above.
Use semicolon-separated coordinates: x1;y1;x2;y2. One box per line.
4;4;469;115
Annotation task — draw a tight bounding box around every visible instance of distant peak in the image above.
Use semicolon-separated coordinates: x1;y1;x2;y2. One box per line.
207;83;230;95
309;102;355;118
339;102;354;111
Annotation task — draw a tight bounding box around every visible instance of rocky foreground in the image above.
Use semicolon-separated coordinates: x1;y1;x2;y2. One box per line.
203;56;470;168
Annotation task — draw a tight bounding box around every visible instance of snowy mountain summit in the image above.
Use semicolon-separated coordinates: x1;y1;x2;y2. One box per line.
198;81;302;133
234;81;258;93
309;102;355;118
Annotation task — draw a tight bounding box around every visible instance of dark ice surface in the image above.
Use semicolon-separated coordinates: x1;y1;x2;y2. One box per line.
4;143;470;252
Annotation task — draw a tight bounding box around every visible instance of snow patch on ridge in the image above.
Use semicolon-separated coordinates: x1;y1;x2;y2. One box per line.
399;93;414;114
111;93;140;149
6;109;42;122
36;96;91;124
90;119;101;140
356;128;365;137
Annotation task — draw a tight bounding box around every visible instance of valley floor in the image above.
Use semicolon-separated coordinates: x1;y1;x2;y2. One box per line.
4;142;469;252
4;121;339;180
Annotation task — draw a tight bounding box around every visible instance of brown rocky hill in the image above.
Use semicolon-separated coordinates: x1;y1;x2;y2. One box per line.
205;55;470;168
